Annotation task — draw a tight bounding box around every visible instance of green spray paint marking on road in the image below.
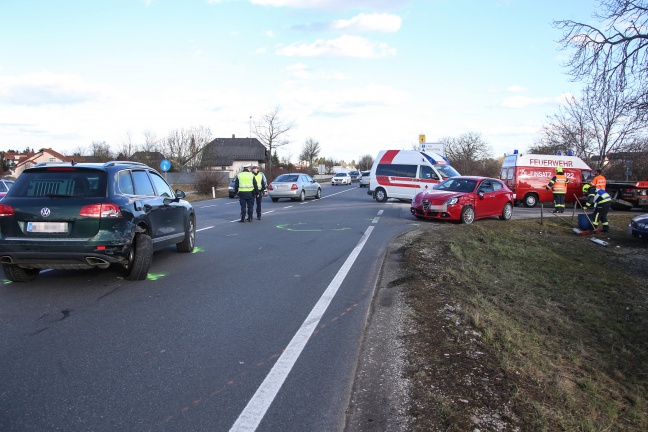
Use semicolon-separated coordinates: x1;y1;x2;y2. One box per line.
146;273;166;281
192;246;206;254
276;223;320;232
276;223;351;232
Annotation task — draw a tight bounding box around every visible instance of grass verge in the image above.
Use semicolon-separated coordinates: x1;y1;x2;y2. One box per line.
402;213;648;431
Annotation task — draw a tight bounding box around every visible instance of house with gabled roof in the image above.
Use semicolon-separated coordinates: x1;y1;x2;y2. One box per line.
200;135;267;178
13;148;70;177
130;151;166;170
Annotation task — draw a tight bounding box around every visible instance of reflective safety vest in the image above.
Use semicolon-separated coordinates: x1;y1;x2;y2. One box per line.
591;174;606;190
254;172;266;191
585;188;612;208
237;171;255;192
548;173;568;193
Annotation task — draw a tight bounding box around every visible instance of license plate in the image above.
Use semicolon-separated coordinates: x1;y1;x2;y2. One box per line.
27;222;68;233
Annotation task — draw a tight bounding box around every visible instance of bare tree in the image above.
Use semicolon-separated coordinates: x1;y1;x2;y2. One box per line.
90;141;114;162
280;154;292;165
118;130;138;160
607;136;648;179
141;130;160;153
324;157;338;174
555;0;648;105
441;132;492;175
357;154;374;171
534;84;644;168
533;93;595;158
253;105;296;173
71;146;85;157
298;137;321;169
162;126;212;171
584;83;645;166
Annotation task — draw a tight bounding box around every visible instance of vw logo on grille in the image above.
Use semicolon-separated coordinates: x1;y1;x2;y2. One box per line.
40;208;51;217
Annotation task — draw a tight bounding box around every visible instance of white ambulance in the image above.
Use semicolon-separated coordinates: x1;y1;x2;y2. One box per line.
500;152;595;207
368;150;460;202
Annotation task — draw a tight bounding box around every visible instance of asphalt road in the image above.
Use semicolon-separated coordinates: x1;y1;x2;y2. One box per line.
0;184;600;432
0;184;416;432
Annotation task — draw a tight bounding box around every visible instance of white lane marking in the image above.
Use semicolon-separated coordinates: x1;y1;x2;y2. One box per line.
229;225;375;432
197;226;213;232
320;187;357;199
372;209;383;223
199;204;220;208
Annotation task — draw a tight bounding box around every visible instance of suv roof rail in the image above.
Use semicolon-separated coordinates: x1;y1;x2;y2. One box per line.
103;161;150;167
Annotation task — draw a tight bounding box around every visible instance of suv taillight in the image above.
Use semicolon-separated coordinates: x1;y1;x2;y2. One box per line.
0;204;14;217
79;203;122;218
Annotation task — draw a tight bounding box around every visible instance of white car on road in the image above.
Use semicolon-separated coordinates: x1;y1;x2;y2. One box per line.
331;172;352;186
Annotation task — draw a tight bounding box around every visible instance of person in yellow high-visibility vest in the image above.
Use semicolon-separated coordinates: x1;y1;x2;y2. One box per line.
251;165;267;220
545;166;569;213
234;164;258;223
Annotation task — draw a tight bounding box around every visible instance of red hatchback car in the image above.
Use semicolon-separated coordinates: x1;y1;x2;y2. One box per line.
410;176;514;224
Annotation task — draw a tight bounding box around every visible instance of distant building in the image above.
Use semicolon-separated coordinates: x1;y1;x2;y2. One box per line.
200;135;266;178
130;151;167;170
13;148;70;177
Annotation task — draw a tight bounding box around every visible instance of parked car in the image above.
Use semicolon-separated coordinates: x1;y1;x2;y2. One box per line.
267;173;322;202
0;179;14;199
0;161;196;282
331;172;352;186
628;213;648;240
410;176;513;224
228;178;236;198
359;171;371;188
348;170;362;182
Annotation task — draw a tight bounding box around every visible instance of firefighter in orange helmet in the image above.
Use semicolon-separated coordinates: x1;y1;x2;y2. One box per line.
545;166;569;213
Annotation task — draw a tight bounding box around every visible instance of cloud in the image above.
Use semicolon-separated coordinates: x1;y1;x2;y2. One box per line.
275;35;396;58
506;85;527;93
499;94;566;109
250;0;406;9
331;13;401;33
281;83;408;116
0;72;109;106
285;63;347;80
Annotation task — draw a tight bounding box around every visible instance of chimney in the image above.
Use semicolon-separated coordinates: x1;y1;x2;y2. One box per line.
232;134;235;138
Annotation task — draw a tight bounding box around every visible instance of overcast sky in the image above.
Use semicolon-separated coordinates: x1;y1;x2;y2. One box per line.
0;0;597;165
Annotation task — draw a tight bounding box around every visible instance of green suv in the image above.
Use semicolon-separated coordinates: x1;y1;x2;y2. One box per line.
0;161;196;282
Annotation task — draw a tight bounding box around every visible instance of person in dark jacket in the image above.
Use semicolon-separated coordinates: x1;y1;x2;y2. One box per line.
582;183;612;232
234;164;258;223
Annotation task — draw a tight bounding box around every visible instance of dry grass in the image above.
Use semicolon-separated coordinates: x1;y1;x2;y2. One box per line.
402;213;648;431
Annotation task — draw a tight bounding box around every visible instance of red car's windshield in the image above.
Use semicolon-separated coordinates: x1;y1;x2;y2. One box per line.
434;178;477;193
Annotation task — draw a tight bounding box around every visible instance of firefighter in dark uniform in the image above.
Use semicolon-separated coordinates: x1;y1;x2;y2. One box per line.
582;184;612;232
251;165;267;220
235;164;258;223
545;166;569;213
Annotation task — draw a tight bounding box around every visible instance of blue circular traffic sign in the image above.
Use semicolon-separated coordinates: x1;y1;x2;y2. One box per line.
160;159;171;172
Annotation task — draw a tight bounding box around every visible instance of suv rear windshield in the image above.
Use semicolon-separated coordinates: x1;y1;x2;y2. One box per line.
8;169;107;198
